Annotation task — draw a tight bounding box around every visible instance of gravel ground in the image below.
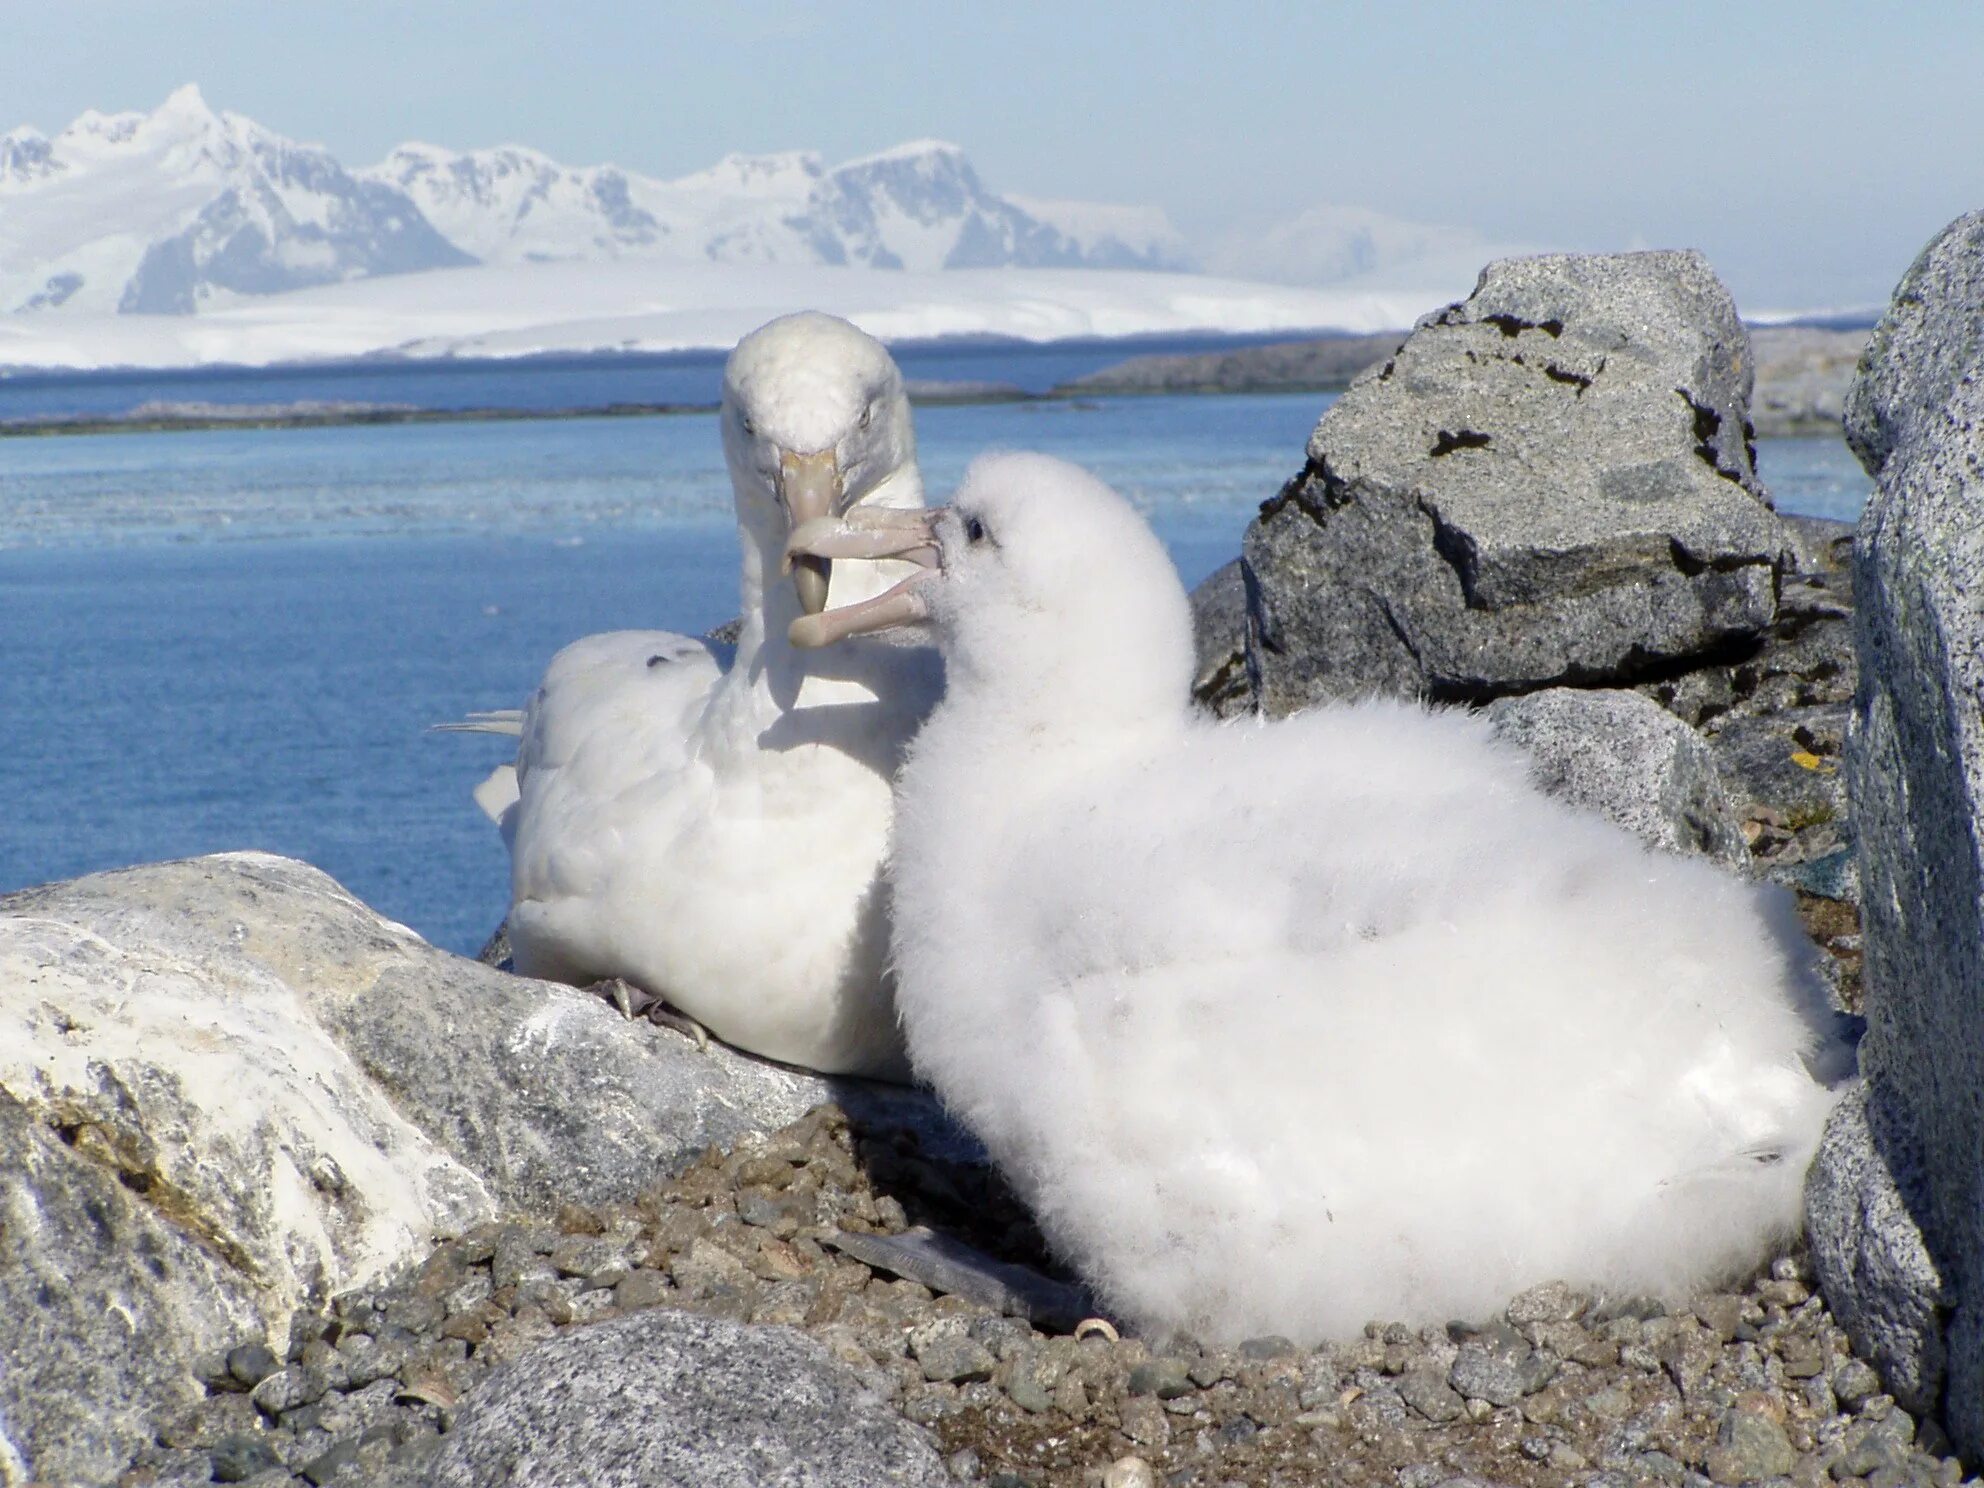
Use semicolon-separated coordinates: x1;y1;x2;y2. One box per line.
116;1096;1971;1488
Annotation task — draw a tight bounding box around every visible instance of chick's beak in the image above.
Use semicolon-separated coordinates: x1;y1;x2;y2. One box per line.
778;448;843;615
784;506;941;649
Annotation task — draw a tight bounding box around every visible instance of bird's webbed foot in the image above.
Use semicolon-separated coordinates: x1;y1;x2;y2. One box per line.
583;977;712;1051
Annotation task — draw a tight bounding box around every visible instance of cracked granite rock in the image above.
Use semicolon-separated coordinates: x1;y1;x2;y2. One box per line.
1241;250;1785;715
1809;206;1984;1465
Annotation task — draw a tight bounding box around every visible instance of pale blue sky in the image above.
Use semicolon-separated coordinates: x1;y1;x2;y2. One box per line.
4;0;1979;308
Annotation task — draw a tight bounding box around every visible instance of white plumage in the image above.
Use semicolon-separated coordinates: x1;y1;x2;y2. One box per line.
790;451;1841;1340
466;312;940;1078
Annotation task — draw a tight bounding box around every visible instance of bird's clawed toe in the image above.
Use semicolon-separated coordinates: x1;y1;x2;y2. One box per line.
583;977;710;1049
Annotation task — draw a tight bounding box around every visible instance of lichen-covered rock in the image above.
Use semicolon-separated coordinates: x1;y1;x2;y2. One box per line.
0;1086;262;1487
1811;208;1984;1461
1242;251;1783;714
420;1309;951;1488
1843;209;1984;477
1485;687;1746;864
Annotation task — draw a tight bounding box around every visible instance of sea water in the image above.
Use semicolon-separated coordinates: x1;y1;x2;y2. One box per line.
0;362;1872;954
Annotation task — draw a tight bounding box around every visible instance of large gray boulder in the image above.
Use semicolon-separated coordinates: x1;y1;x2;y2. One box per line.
1806;210;1984;1459
0;1087;264;1487
1843;210;1984;477
1243;251;1784;715
421;1308;951;1488
1485;687;1747;865
2;854;956;1217
1;853;960;1481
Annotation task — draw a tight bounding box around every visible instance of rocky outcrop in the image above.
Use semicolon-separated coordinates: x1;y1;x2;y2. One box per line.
1804;208;1984;1461
1241;251;1784;715
1485;687;1747;865
2;854;958;1214
0;852;959;1484
0;857;496;1482
421;1309;952;1488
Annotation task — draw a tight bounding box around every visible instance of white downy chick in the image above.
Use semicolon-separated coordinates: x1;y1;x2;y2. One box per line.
788;450;1840;1339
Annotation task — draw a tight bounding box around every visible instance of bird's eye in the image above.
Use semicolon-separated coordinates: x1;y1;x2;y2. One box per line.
858;403;872;430
964;514;987;544
739;412;756;436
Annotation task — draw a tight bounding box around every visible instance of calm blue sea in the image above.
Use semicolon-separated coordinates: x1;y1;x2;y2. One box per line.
0;349;1873;954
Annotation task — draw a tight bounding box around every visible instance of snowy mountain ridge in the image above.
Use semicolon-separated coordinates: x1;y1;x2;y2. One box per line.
0;88;1193;315
364;134;1190;275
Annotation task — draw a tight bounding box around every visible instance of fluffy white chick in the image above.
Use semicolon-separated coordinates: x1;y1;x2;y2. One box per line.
788;451;1840;1340
456;312;940;1079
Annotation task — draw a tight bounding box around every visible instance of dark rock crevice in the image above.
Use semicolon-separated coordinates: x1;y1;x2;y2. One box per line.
1482;312;1566;338
1428;428;1492;458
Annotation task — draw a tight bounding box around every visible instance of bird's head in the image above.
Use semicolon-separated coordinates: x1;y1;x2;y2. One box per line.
785;452;1195;724
722;311;918;615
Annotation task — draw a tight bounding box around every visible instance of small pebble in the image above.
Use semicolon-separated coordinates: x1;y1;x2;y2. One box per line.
1126;1357;1194;1399
208;1434;284;1483
1101;1456;1156;1488
226;1343;281;1389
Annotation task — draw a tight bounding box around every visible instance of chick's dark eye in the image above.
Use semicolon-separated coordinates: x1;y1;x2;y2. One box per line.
963;514;987;544
858;404;872;430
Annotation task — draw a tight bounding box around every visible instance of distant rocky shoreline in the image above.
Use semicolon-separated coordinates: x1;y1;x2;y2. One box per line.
1066;324;1871;438
0;324;1868;440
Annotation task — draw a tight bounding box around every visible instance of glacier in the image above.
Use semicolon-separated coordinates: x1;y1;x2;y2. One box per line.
0;258;1450;372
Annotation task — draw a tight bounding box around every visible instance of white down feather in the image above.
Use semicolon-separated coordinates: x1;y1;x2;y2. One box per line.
882;452;1840;1341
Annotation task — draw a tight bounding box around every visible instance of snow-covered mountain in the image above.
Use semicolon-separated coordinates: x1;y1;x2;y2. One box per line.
0;85;470;314
365;136;1189;274
0;86;1531;331
0;88;1190;314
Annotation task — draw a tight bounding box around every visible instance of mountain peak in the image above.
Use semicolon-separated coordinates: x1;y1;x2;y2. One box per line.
147;83;230;140
157;83;213;118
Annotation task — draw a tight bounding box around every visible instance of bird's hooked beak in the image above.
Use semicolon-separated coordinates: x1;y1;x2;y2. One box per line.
783;506;941;649
778;448;845;615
